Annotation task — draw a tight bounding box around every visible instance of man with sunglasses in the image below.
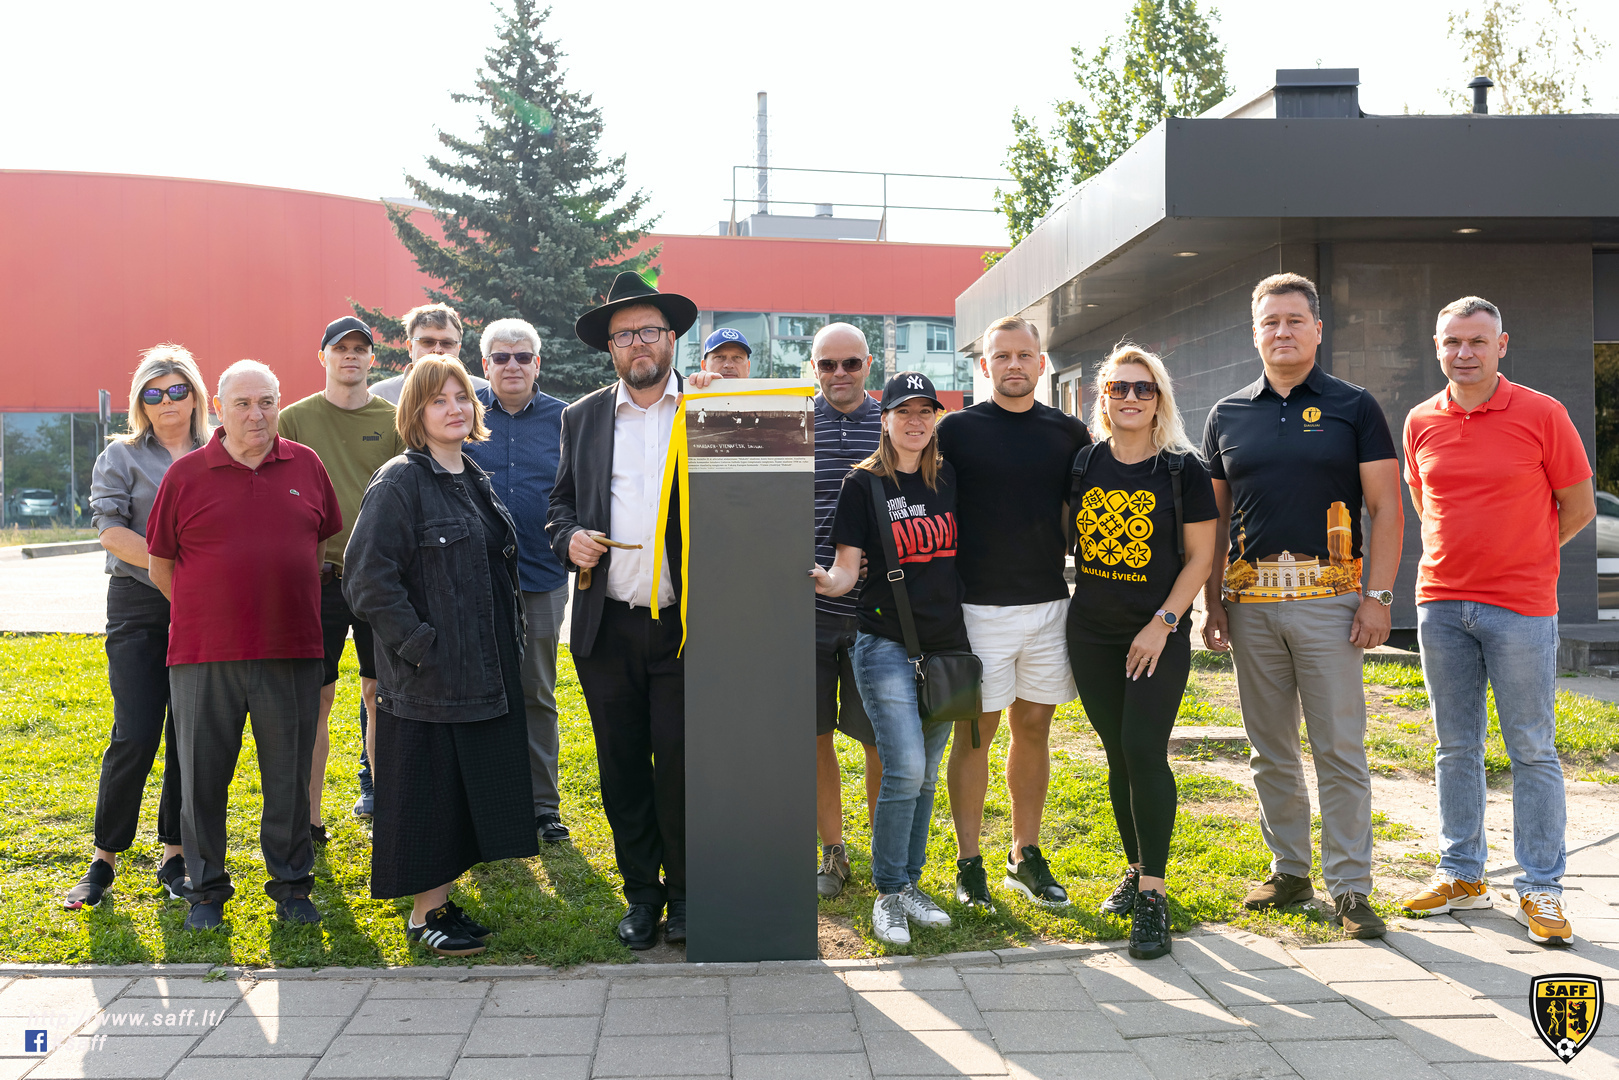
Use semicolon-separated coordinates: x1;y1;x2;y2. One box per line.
277;316;405;835
462;318;572;846
808;322;884;900
941;315;1089;912
370;303;489;405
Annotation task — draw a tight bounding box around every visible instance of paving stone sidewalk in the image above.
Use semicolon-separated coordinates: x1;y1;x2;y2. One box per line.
5;836;1619;1080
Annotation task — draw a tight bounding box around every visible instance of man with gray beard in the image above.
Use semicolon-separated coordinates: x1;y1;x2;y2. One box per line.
547;272;696;951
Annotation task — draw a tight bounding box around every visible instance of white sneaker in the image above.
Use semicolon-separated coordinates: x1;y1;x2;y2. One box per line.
901;882;953;928
872;892;911;945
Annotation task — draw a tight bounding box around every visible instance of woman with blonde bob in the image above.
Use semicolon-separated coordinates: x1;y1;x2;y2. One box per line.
1066;344;1218;960
65;345;211;910
343;357;536;957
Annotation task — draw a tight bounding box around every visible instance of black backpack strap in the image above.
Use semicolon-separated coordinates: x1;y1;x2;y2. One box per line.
1167;452;1186;560
1067;442;1099;556
864;469;924;663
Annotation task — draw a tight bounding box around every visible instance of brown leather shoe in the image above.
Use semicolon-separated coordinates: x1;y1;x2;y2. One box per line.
1242;872;1315;910
1334;892;1386;939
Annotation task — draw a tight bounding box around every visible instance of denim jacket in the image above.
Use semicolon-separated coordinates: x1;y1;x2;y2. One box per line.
343;450;524;723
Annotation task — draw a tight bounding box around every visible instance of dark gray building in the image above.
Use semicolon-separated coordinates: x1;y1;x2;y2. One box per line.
957;69;1619;631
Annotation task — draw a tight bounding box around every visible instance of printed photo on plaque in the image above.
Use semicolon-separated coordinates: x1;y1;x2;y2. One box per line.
687;380;815;473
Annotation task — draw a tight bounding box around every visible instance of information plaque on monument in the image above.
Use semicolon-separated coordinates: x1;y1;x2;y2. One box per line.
684;379;818;961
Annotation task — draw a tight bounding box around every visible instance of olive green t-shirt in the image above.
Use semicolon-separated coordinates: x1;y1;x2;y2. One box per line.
276;392;406;570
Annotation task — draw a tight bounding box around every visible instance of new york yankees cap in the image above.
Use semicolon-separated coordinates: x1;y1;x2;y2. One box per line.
880;371;945;412
702;327;751;357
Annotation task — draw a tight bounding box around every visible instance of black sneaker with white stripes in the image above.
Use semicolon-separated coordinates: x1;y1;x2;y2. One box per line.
444;900;492;940
406;905;486;957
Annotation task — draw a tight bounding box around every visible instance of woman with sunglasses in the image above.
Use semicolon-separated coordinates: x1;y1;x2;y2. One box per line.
65;346;210;910
812;371;964;948
1066;345;1217;959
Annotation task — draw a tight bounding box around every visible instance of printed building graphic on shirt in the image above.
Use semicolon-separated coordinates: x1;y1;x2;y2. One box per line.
1223;501;1362;603
1074;486;1156;581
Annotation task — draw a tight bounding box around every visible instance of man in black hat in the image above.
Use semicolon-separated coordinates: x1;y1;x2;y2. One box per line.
276;317;405;836
547;271;698;949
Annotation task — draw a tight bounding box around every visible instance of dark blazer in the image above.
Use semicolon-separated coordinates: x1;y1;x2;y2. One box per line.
546;374;684;656
345;451;523;722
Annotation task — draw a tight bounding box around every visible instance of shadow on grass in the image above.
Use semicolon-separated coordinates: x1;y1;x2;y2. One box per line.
84;899;155;964
460;844;633;968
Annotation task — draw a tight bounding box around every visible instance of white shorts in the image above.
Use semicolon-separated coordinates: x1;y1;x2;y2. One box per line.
963;600;1077;713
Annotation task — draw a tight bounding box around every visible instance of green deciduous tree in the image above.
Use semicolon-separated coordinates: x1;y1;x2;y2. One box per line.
1445;0;1606;114
355;0;656;399
989;0;1230;261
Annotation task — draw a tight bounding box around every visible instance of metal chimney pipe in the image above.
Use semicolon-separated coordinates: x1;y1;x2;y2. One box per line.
756;92;768;214
1468;76;1494;114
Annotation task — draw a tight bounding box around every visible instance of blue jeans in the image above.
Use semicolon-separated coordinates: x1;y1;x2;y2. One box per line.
1418;600;1565;896
852;633;952;894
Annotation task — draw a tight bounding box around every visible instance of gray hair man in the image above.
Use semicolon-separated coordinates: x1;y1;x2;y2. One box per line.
145;360;343;930
463;317;573;845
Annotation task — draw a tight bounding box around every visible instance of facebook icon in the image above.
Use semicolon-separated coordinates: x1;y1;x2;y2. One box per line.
24;1030;48;1053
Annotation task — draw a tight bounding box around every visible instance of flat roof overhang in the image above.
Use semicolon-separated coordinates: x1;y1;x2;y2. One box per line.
957;115;1619;356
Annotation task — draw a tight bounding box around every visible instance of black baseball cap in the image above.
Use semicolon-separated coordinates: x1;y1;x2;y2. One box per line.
880;371;945;412
321;316;374;351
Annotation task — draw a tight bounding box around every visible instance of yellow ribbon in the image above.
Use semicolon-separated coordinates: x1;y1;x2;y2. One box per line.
651;383;818;655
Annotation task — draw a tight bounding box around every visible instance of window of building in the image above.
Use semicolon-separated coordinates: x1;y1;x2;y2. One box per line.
927;324;953;353
894;324;910;353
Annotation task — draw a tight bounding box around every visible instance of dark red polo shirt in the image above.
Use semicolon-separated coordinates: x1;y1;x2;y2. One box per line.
146;430;342;665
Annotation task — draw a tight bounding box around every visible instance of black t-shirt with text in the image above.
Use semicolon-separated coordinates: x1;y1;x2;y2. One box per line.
831;463;970;653
938;399;1091;606
1067;444;1218;645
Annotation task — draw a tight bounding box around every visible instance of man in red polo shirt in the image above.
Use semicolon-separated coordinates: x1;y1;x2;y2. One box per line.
147;359;341;932
1399;296;1595;946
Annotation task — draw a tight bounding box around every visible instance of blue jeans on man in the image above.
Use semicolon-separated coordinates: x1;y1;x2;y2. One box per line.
851;632;951;894
1418;599;1565;897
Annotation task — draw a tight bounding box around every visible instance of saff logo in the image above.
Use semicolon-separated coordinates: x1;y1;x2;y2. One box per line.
1302;407;1322;423
1531;973;1603;1062
906;375;924;390
24;1030;47;1053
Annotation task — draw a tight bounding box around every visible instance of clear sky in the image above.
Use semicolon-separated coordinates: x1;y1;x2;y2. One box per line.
10;0;1615;248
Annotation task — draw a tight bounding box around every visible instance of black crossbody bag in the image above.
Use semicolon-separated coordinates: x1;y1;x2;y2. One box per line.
863;470;984;748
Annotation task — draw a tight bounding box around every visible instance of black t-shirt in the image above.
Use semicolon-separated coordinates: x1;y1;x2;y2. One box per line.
1200;364;1396;561
937;399;1091;605
1067;444;1218;645
831;463;969;652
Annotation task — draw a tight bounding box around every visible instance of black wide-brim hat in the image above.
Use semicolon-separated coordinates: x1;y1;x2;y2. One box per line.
575;271;699;352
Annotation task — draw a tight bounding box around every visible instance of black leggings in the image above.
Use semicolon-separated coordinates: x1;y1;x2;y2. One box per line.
1067;629;1190;879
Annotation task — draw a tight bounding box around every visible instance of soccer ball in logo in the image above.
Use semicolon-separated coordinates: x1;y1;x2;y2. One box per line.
1531;973;1604;1063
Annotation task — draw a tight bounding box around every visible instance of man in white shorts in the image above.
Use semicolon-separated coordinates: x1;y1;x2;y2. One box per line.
939;316;1091;909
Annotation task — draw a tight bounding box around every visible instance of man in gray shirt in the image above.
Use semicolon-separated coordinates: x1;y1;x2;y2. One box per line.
369;303;489;403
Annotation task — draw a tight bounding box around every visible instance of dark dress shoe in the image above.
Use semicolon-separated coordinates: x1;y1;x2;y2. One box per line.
536;814;571;844
617;903;660;950
664;900;686;944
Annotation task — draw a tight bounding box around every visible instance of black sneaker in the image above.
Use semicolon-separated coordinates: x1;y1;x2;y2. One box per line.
1004;846;1070;908
1100;866;1140;916
184;901;225;931
444;900;492;940
64;858;115;910
536;814;571;844
156;855;186;901
276;896;322;925
406;905;486;957
310;823;330;847
954;856;996;912
1129;890;1172;960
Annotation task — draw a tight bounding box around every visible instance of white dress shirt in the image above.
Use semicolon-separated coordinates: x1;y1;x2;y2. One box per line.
606;371;680;610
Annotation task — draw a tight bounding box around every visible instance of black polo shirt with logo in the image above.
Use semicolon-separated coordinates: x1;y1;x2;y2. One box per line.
1200;364;1396;561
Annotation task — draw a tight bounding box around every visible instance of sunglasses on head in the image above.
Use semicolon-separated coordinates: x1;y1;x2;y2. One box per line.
1105;380;1158;401
816;357;866;374
141;384;192;405
488;351;536;366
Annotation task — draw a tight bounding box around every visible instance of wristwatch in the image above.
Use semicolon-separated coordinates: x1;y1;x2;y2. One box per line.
1155;608;1179;631
1366;589;1394;607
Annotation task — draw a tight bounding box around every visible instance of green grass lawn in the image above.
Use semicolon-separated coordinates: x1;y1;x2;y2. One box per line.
1;634;1378;967
0;525;98;546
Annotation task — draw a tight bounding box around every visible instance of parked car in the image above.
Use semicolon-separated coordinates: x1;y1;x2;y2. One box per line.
7;489;63;522
1598;490;1619;559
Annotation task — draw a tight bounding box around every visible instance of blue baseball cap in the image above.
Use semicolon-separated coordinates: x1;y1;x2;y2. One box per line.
703;327;752;357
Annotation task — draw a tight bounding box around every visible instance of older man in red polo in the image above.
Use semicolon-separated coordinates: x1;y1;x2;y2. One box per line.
146;359;341;932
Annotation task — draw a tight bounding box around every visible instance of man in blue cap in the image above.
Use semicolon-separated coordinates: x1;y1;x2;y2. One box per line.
700;328;752;379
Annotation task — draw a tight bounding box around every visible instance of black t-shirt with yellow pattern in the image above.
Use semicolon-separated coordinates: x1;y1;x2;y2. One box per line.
1067;443;1217;645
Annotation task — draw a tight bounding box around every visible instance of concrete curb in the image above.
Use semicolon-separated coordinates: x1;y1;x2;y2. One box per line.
19;540;102;559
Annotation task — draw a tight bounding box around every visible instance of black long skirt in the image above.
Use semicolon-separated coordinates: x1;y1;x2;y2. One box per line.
370;702;539;899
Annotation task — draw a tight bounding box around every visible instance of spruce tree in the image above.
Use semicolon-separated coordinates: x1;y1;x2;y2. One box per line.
355;0;655;399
